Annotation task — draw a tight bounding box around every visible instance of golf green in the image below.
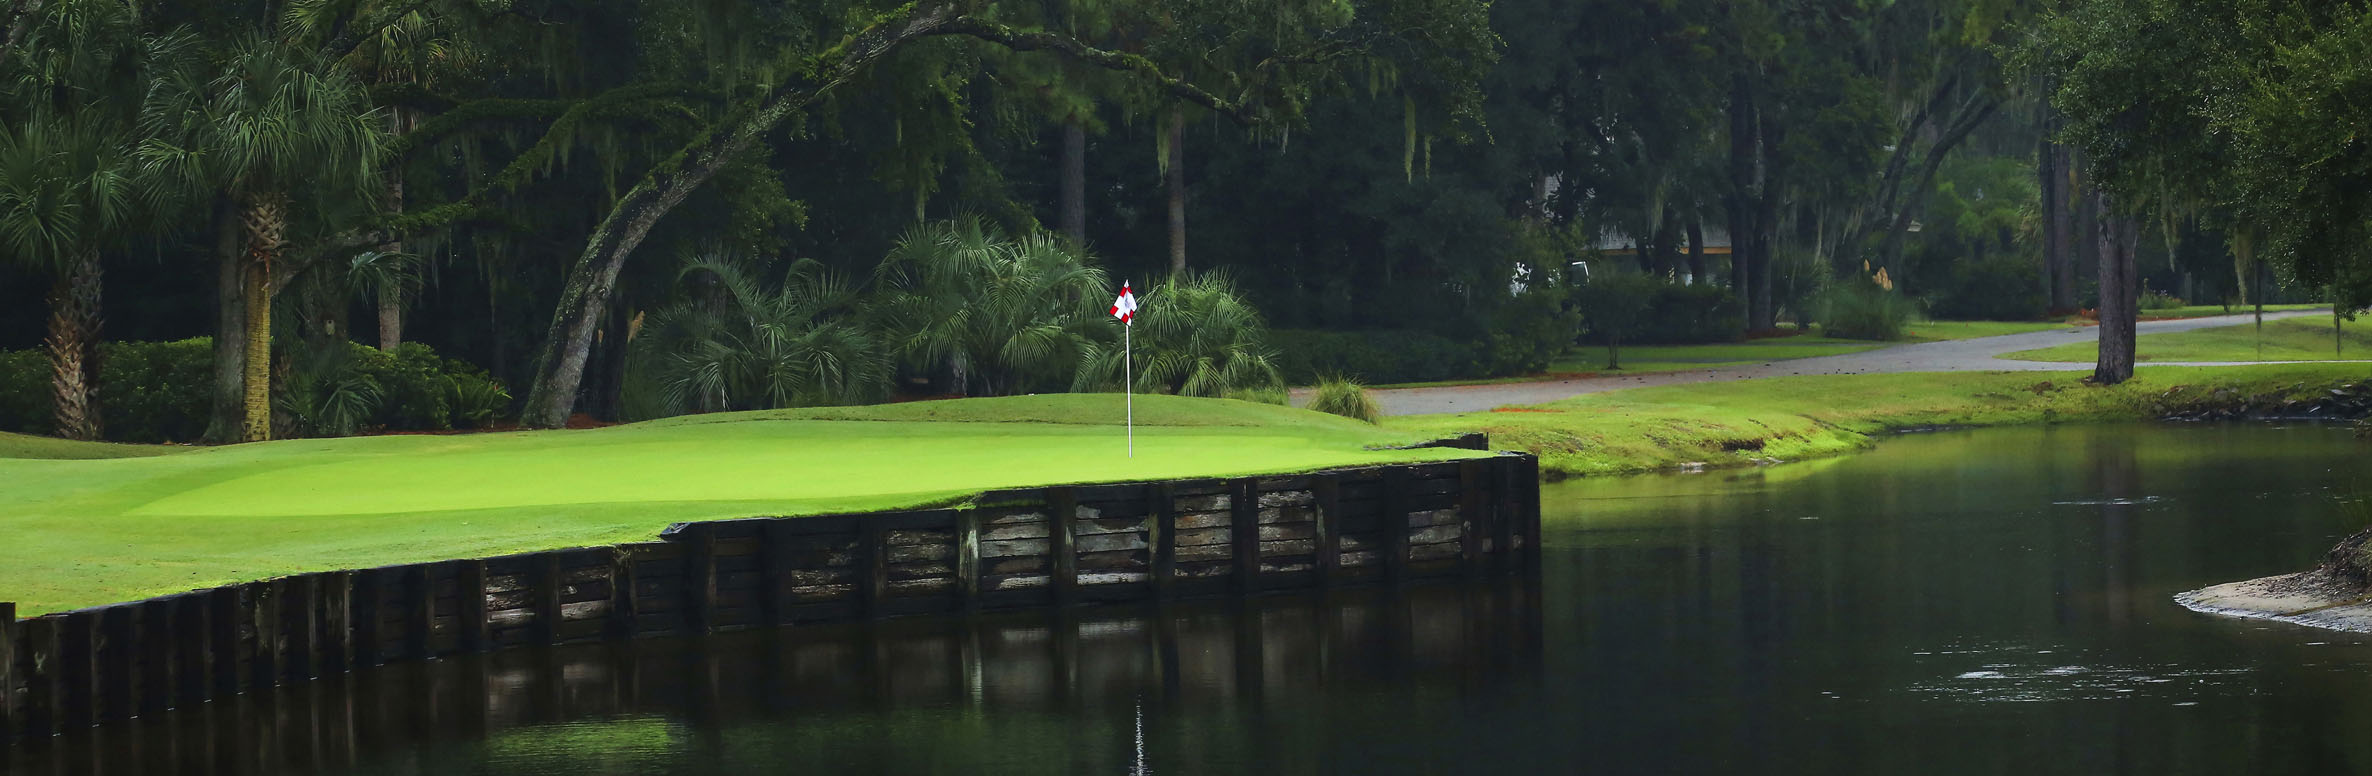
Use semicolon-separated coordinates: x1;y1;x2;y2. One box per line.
0;395;1480;614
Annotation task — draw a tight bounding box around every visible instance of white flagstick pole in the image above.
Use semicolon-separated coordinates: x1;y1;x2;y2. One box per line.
1125;295;1134;459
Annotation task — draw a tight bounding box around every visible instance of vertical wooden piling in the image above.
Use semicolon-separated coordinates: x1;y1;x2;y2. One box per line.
686;526;718;633
533;554;563;644
1459;460;1486;575
606;549;639;639
457;561;489;652
860;517;889;617
1519;455;1543;570
25;616;60;737
322;571;354;674
0;602;15;736
61;611;97;731
1492;457;1518;574
1313;475;1342;584
175;594;210;707
409;565;437;659
250;582;281;690
350;570;382;669
761;523;794;625
1047;487;1079;604
1229;479;1262;593
1150;483;1177;600
1382;467;1411;584
288;575;319;681
208;587;239;696
956;511;983;610
137;599;173;717
97;606;134;721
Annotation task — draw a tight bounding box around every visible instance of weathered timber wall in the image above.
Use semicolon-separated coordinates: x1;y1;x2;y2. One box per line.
0;454;1539;744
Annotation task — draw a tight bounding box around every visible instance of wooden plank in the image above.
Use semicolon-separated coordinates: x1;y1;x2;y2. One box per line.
1489;456;1515;573
61;611;96;731
351;569;382;668
1383;467;1411;584
136;599;173;717
1150;483;1177;600
606;549;639;639
860;517;889;617
1314;474;1343;585
761;522;793;625
459;560;490;652
24;617;60;737
1047;488;1078;604
534;553;564;644
0;603;14;736
96;606;133;721
250;581;281;690
208;587;239;695
1518;455;1542;570
1230;479;1260;593
686;525;718;633
175;593;210;706
322;571;354;674
288;575;319;681
1459;460;1486;575
957;511;983;610
410;564;437;659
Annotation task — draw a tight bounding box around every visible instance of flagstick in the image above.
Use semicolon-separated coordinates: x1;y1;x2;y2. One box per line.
1125;315;1134;459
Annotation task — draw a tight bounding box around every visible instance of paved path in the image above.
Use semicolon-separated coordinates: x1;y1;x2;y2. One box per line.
1338;309;2351;416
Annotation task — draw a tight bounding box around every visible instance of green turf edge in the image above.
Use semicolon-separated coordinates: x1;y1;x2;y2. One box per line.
1391;363;2370;479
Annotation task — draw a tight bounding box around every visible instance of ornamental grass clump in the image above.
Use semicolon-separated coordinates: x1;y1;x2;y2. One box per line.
1307;377;1381;424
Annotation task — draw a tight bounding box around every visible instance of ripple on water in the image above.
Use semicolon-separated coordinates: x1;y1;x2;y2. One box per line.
1907;644;2252;703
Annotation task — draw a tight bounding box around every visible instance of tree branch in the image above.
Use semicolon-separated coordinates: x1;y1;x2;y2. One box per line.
318;0;435;61
936;17;1258;124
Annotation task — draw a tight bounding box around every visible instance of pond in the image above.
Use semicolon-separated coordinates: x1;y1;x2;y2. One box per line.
9;423;2372;775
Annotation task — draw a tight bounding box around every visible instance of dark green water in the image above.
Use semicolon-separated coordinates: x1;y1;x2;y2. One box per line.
11;423;2372;775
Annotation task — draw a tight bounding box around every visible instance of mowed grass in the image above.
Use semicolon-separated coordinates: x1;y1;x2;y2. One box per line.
0;394;1482;614
1394;363;2365;478
2136;303;2323;320
2002;317;2372;363
1530;319;2075;379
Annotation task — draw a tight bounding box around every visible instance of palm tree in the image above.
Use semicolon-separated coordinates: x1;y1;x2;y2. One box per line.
0;0;177;441
141;34;386;442
874;217;1110;396
1073;272;1282;397
632;255;891;414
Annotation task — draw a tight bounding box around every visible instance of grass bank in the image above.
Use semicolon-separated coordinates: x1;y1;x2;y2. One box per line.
1394;363;2369;478
0;395;1482;614
2003;317;2372;363
2136;303;2323;320
1386;319;2076;388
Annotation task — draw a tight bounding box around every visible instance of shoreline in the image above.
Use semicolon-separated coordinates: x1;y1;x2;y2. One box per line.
2176;573;2372;633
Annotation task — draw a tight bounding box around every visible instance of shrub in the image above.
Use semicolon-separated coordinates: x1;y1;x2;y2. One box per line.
876;218;1105;396
1306;377;1380;424
1576;272;1657;369
1222;386;1289;405
1577;275;1744;345
635;255;891;414
1074;273;1283;397
0;337;505;441
2139;287;2186;311
1269;329;1475;385
0;338;213;443
1926;255;2047;321
1822;281;1918;341
1477;283;1582;376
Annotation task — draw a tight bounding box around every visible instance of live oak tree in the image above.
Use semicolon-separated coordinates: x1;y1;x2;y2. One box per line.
476;0;1494;429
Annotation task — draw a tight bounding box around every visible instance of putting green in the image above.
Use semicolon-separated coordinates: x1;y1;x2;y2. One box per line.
0;395;1480;614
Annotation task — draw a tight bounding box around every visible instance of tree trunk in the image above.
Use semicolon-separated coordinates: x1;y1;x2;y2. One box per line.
1686;219;1706;284
2093;195;2138;385
1726;73;1759;333
1879;101;2000;274
2038;137;2063;311
1060;120;1087;247
1166;105;1186;275
239;192;291;443
46;252;102;440
207;200;247;444
2047;144;2079;313
378;106;409;350
1752;112;1784;330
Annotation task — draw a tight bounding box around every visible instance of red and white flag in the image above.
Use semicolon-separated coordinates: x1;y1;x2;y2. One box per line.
1110;282;1138;324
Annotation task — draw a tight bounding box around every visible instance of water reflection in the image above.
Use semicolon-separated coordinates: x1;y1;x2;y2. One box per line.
14;423;2372;775
5;582;1543;775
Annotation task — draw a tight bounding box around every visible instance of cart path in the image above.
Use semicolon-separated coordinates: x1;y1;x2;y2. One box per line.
1324;309;2358;416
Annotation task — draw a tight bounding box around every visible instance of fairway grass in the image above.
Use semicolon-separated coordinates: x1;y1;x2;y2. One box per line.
0;395;1481;614
1394;363;2368;478
2002;317;2372;363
